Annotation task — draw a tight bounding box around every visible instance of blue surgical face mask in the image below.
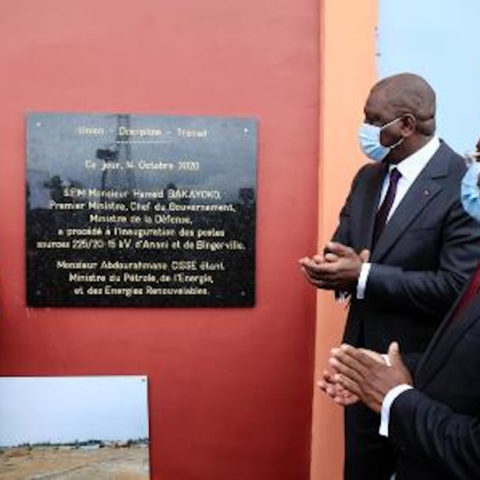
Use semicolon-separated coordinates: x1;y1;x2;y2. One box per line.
358;116;405;162
461;161;480;222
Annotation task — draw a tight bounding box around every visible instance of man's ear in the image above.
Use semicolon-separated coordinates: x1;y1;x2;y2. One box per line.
399;114;416;137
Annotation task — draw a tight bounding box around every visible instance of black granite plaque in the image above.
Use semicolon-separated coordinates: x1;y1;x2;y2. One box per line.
26;113;257;307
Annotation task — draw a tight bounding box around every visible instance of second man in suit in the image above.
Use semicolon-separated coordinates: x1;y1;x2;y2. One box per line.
299;73;480;480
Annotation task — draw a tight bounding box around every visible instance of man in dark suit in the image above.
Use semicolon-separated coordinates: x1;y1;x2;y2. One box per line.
326;297;480;480
299;73;480;480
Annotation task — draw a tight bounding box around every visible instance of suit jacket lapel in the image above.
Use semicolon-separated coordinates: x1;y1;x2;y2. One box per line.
357;165;385;250
370;144;450;262
415;293;480;389
371;180;441;261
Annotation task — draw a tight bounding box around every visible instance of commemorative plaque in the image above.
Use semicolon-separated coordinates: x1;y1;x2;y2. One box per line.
26;113;257;307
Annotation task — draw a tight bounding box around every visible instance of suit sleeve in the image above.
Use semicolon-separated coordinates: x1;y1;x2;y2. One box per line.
329;167;367;297
365;198;480;316
331;167;366;246
389;388;480;480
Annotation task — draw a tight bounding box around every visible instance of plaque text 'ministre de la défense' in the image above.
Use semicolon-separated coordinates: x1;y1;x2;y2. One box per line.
26;113;256;307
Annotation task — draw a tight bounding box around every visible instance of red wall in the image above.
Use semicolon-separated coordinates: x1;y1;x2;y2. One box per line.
0;1;319;479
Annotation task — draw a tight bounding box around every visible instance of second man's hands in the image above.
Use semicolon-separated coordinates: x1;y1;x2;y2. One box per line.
330;342;413;413
319;346;386;407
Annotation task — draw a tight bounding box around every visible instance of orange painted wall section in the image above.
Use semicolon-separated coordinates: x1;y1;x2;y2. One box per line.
310;1;378;479
0;1;319;480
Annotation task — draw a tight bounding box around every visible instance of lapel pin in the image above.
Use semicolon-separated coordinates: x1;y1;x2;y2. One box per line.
423;189;431;196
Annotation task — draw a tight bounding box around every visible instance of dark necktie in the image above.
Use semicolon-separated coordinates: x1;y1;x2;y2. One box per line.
449;261;480;324
372;167;402;246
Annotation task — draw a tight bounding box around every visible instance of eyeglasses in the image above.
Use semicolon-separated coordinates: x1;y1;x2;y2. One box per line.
464;152;480;165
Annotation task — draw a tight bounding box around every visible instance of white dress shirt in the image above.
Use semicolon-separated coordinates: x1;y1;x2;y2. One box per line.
356;136;441;299
377;355;413;437
379;384;413;436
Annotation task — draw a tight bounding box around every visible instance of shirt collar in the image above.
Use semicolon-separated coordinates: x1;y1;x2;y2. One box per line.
388;136;440;182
